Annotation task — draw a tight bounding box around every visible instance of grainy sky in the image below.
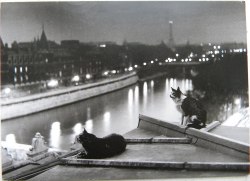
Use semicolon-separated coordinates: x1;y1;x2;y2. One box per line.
1;1;247;45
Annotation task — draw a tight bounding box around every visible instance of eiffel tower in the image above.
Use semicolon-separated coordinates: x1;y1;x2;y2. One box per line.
168;21;175;51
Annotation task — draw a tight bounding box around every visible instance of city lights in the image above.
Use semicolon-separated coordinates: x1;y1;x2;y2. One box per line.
134;65;138;68
111;70;116;74
100;44;106;48
47;79;59;88
72;75;80;82
143;62;147;66
234;98;241;105
103;71;109;76
3;87;11;94
86;74;91;79
215;50;219;54
128;67;133;71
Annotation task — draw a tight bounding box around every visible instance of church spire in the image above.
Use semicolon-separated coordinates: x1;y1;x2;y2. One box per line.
39;24;48;50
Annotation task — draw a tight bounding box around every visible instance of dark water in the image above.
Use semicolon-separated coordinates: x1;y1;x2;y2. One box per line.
1;76;244;150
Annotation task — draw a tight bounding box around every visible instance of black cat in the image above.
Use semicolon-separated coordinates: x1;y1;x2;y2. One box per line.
170;87;207;129
76;129;127;159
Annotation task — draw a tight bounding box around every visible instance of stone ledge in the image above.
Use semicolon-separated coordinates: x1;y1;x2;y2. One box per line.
186;128;249;154
138;114;250;160
62;158;250;171
125;138;192;144
138;114;186;135
201;121;221;132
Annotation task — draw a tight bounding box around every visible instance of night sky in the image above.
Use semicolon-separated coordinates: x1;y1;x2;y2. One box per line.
1;1;247;45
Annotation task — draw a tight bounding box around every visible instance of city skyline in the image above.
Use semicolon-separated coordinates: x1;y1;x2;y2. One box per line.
1;1;247;45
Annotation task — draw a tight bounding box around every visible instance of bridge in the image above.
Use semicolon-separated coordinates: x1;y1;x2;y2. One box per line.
139;61;204;77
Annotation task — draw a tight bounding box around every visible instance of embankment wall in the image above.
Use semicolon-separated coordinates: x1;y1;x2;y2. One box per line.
1;73;138;120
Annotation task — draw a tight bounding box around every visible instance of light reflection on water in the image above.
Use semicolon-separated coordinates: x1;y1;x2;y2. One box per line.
6;134;16;144
85;119;93;133
2;76;244;150
50;122;61;148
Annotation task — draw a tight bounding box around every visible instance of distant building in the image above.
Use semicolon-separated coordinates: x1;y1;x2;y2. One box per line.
2;28;106;86
0;37;9;84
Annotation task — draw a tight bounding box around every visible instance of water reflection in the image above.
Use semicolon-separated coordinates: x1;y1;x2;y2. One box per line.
87;107;91;120
6;134;16;144
128;88;133;108
73;123;83;135
134;86;139;106
85;119;93;133
103;112;111;131
50;122;61;148
143;82;148;97
165;78;169;92
150;80;154;88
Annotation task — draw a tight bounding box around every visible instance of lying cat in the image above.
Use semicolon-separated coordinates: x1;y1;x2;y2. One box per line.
76;129;127;159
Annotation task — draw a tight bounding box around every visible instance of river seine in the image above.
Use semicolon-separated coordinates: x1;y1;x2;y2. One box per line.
1;76;243;150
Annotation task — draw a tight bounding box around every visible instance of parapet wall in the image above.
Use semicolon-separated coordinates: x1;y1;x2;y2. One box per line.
138;114;250;160
1;73;138;120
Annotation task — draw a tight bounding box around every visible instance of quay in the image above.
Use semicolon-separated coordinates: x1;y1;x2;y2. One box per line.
1;72;138;120
2;114;249;180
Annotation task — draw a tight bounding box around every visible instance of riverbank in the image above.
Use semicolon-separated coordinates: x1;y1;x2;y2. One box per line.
1;72;138;120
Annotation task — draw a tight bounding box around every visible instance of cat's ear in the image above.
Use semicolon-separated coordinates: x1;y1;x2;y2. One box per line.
171;87;175;91
83;129;88;134
177;87;180;91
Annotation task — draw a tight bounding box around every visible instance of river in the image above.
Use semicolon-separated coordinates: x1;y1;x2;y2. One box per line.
1;76;244;150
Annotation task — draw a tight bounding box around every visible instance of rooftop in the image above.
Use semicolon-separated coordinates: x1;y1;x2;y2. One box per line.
2;114;249;180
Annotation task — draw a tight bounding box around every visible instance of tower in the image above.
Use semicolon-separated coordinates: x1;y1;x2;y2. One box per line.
168;21;175;51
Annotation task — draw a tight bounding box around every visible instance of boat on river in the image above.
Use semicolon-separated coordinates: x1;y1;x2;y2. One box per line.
2;114;250;180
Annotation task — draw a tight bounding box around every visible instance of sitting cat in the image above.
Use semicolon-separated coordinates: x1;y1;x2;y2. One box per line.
170;87;207;129
76;129;127;159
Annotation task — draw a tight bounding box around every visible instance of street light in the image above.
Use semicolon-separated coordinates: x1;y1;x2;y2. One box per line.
103;71;109;76
72;75;80;82
3;87;11;94
86;74;91;79
47;79;59;88
128;67;133;71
